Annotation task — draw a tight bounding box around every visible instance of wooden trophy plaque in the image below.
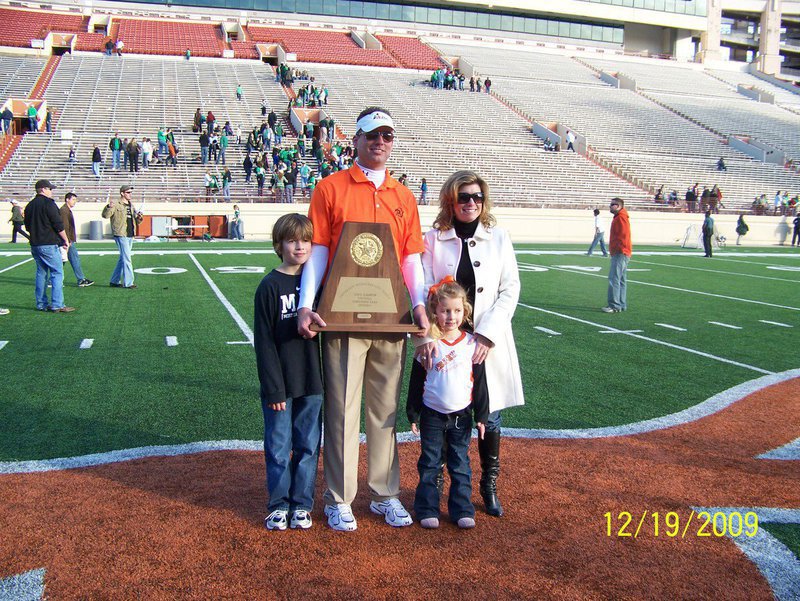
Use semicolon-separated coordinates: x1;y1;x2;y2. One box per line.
311;221;423;333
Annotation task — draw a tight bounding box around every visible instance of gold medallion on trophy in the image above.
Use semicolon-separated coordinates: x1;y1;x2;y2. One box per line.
350;233;383;267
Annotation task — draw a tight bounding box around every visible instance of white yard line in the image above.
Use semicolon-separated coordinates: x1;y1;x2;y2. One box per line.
708;321;742;330
519;303;773;375
188;253;254;345
599;329;643;334
79;339;94;350
165;336;178;347
0;341;7;351
654;323;687;331
533;326;561;336
518;262;800;312
0;258;33;274
759;320;793;328
632;258;800;283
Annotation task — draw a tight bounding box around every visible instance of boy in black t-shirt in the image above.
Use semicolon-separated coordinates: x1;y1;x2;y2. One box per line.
254;214;323;531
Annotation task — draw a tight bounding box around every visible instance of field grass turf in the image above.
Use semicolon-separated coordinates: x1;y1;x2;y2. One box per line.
0;241;798;461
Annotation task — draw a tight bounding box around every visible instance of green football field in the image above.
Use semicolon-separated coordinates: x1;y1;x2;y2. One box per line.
1;240;798;462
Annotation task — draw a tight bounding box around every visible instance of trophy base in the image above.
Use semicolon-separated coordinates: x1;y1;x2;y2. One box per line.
310;323;425;334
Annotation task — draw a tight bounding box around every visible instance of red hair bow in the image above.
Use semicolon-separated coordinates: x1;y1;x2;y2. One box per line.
428;275;455;298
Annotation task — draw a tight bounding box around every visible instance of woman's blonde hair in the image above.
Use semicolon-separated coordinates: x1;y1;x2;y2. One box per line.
426;276;473;339
433;170;496;231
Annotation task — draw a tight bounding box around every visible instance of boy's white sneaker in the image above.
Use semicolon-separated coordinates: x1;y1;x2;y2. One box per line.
369;498;413;527
264;509;288;531
324;503;357;532
290;509;313;530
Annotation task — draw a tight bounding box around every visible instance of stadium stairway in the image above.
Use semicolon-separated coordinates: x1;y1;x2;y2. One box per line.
29;56;61;100
0;134;22;173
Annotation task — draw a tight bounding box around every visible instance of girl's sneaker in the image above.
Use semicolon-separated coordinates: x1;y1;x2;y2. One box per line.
457;517;476;529
264;509;288;531
290;510;313;530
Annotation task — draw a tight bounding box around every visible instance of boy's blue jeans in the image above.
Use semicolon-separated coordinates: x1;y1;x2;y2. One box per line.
414;405;475;522
262;394;323;512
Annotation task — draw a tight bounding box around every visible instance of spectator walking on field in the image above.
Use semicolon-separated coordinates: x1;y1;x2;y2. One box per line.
792;214;800;247
735;214;749;246
24;180;74;312
702;210;714;258
60;192;94;287
102;185;142;289
9;200;30;243
585;208;608;257
602;198;631;313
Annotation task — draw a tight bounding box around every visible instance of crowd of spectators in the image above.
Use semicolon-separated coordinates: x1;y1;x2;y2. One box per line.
429;68;492;93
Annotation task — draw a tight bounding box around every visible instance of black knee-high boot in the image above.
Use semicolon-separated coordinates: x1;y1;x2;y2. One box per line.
479;429;503;517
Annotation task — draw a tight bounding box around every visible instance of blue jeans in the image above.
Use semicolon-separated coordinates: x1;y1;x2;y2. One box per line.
111;236;134;287
158;141;167;156
219;148;226;165
31;245;64;309
66;243;86;282
414;406;475;522
262;394;323;512
201;147;208;164
607;253;630;311
112;148;121;169
587;232;607;256
28;116;37;132
92;162;100;177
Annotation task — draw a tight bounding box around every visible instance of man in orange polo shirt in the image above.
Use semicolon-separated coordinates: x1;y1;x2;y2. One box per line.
603;197;632;313
298;106;429;532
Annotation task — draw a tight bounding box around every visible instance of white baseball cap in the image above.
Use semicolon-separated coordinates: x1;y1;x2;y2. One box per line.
356;111;394;133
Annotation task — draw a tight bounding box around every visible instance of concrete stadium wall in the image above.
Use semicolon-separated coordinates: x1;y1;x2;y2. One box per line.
2;203;794;247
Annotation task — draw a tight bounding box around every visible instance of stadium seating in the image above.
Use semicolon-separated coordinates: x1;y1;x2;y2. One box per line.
116;19;225;58
247;26;398;68
230;41;259;60
0;7;84;48
377;35;444;70
0;54;47;99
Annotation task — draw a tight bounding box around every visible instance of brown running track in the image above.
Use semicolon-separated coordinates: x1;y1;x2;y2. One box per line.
0;378;798;600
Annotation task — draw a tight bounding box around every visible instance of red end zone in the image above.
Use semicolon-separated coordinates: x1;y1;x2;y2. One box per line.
1;378;798;599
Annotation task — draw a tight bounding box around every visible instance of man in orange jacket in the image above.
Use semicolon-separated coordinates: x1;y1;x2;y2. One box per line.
603;197;631;313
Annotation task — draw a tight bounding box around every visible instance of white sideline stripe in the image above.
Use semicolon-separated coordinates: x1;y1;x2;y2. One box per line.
758;437;800;460
0;258;33;274
519;303;772;375
518;262;800;312
599;329;643;334
692;507;800;601
3;369;798;475
709;321;742;330
655;323;687;331
165;336;178;347
533;326;561;336
633;259;800;283
79;339;94;350
759;320;793;328
0;341;7;351
226;341;252;345
0;567;46;601
189;253;254;345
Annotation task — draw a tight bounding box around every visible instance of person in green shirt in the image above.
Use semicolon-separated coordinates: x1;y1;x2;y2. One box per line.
27;104;38;133
219;132;229;165
157;127;168;158
255;165;266;197
236;84;243;100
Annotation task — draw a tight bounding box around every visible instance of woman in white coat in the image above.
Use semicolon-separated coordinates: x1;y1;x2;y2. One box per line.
418;170;524;517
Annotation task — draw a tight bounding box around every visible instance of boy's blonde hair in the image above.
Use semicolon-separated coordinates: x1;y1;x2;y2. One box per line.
426;276;473;339
272;213;313;259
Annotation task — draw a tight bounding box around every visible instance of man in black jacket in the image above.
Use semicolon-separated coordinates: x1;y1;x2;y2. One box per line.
23;180;75;312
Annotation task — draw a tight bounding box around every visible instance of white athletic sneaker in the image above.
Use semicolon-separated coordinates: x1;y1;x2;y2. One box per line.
420;517;440;529
264;509;288;531
369;498;413;527
290;509;313;530
457;516;476;529
324;503;357;532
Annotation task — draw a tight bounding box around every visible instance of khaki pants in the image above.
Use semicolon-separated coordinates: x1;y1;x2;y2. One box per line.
322;332;406;507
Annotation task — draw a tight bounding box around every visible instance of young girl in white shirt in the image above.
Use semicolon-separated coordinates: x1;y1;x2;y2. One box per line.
407;276;488;529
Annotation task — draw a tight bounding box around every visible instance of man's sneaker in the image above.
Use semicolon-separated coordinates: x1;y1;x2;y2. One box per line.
324;503;357;532
290;510;313;530
369;498;413;527
420;517;440;529
0;308;9;315
457;517;476;529
601;306;619;313
110;282;122;288
264;509;288;531
78;279;94;287
49;306;76;313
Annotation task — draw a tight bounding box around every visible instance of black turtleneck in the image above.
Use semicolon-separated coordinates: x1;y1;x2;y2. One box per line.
453;218;479;326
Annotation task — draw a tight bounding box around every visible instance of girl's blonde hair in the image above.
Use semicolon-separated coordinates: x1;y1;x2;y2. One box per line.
426;276;473;339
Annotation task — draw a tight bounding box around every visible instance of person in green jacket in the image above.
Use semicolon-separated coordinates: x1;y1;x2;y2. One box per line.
27;104;38;133
735;214;749;246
